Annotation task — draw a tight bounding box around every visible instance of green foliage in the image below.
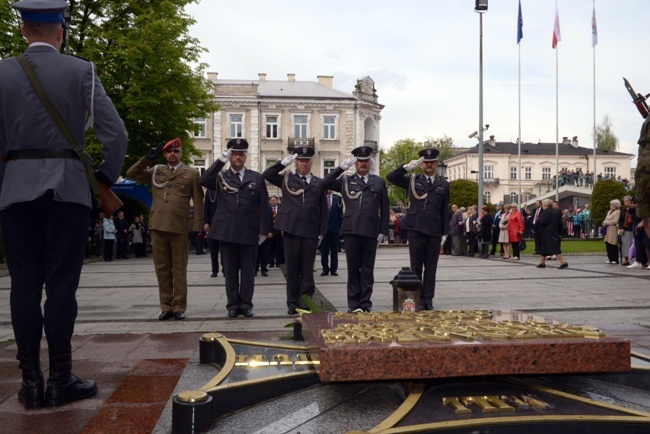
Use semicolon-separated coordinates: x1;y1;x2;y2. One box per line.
424;135;454;162
595;114;619;151
0;1;25;58
590;179;627;225
115;193;149;221
449;179;478;209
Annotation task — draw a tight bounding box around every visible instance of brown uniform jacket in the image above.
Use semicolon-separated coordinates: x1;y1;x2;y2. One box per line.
126;158;204;234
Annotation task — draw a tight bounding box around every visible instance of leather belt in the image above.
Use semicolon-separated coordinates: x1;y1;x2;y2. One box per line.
5;149;79;161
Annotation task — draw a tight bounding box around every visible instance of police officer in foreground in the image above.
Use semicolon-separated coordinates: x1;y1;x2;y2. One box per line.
201;139;269;318
127;138;204;321
264;147;328;315
323;146;389;313
387;148;450;310
0;0;127;409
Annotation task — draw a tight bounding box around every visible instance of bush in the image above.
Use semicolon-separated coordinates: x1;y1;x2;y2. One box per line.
591;179;627;225
449;179;478;208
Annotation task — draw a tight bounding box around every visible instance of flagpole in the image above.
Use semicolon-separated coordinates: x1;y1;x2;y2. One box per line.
518;42;522;205
592;0;597;179
555;45;559;202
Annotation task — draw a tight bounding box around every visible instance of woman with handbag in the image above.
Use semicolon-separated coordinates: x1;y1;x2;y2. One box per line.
602;199;622;264
507;203;525;260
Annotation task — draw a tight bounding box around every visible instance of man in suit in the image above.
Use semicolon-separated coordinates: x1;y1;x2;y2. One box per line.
114;210;130;259
267;195;284;267
323;146;389;313
320;189;343;276
264;147;327;315
201;138;269;318
387;148;450;310
0;0;127;409
256;203;274;277
127;138;204;321
490;202;504;256
203;188;221;277
449;204;464;256
531;200;543;254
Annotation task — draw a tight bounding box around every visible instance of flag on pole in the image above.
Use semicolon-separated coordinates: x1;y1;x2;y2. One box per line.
517;0;523;44
552;1;561;48
592;4;598;47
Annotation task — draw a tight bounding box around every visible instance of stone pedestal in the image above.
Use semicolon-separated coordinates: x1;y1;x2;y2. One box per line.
301;310;631;383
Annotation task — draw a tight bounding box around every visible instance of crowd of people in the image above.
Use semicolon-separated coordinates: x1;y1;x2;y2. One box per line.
551;168;634;191
601;196;650;269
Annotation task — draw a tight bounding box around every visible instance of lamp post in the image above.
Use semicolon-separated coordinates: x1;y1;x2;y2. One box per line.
475;0;487;210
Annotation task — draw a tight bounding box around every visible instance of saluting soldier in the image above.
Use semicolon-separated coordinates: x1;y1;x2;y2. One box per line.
0;0;127;409
386;148;450;310
263;147;327;315
322;146;389;313
201;139;270;318
127;138;204;321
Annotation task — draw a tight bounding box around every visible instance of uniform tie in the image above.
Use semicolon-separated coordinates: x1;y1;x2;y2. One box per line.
427;177;433;186
236;171;242;182
301;175;307;183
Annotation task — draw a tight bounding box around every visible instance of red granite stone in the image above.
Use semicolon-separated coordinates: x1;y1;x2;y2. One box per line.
302;312;631;382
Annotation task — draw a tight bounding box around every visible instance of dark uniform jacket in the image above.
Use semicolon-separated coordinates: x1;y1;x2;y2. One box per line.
126;160;204;234
322;167;389;238
201;160;269;246
263;161;327;239
386;167;450;237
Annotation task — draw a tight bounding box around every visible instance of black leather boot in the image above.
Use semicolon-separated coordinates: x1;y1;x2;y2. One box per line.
17;350;45;410
45;351;97;407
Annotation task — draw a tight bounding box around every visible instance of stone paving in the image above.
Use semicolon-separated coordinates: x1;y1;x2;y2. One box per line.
0;246;649;432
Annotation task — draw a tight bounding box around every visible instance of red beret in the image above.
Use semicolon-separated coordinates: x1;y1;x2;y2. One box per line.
162;138;182;151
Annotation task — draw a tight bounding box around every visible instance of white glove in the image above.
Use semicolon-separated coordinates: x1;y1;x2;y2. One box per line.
281;153;298;166
218;148;232;163
403;157;424;172
317;235;323;248
441;235;448;246
377;234;384;245
340;157;357;170
258;234;267;245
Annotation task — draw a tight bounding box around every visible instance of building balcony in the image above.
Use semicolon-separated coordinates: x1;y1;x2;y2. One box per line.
483;178;500;185
288;137;315;152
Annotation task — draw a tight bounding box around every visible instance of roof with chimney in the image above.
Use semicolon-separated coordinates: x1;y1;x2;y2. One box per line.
461;138;633;158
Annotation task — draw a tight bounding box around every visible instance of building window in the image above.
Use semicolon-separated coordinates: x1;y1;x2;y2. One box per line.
510;166;517;180
193;118;206;138
265;159;277;171
483;165;494;179
229;114;243;138
542;167;551;180
265;115;279;139
323;160;336;176
510;192;518;203
604;166;616;179
524;167;532;180
484;191;491;204
193;159;206;176
293;115;308;138
524;191;531;201
323;116;336;139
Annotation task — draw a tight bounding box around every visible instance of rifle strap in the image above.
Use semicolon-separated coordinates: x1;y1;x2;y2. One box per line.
16;55;101;208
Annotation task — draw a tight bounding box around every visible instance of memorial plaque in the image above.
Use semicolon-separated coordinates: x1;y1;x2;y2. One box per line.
301;310;631;382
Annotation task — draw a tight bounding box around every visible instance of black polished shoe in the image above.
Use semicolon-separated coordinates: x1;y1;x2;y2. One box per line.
288;308;298;315
227;309;240;318
420;304;434;311
45;373;97;407
331;271;338;276
558;262;569;269
261;271;268;276
159;311;174;321
320;270;329;276
242;309;254;318
174;312;185;320
210;272;217;278
536;263;546;268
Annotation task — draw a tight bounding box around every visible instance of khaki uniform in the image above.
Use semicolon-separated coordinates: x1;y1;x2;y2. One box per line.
126;158;204;313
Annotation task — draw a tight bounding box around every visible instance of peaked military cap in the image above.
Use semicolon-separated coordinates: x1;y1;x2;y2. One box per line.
294;146;315;159
419;148;439;162
351;145;372;160
12;0;68;24
162;138;182;151
227;138;249;150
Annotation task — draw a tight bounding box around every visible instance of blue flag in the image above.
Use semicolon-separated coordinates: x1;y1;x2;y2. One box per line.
517;0;523;44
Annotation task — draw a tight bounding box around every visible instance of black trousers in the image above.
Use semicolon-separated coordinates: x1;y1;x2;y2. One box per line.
490;228;503;254
116;236;128;258
606;242;619;263
320;231;339;273
256;238;270;272
208;237;221;274
344;234;378;310
283;233;318;309
1;191;88;354
220;240;256;310
408;230;442;307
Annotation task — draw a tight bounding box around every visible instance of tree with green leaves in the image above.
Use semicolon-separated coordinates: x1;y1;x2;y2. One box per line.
1;0;217;172
595;114;619;151
449;179;478;209
590;179;626;227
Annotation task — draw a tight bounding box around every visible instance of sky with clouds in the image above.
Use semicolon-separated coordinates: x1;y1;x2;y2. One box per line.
185;0;649;166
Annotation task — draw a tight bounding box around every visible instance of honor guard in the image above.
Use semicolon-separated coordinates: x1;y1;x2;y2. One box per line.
322;145;389;313
127;138;204;321
387;148;450;310
201;139;270;318
263;146;328;315
1;0;127;409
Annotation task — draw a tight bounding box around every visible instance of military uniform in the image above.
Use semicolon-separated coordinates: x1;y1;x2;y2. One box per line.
263;147;327;312
322;146;389;312
636;116;650;218
201;139;269;316
126;140;204;316
386;148;450;309
0;0;127;409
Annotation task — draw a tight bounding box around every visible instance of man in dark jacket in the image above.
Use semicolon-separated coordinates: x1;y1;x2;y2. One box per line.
320;189;343;276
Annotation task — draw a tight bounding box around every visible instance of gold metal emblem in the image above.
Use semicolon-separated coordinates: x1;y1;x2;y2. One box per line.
177;390;209;403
